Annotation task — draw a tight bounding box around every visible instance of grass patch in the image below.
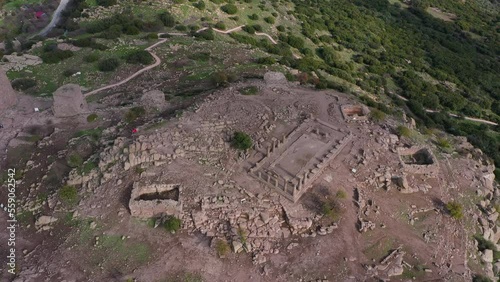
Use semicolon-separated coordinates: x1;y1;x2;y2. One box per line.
87;113;98;122
445;201;463;219
215;239;230;257
238;86;259;95
59;185;78;206
396;125;412;138
163;216;182;233
125;106;146;123
67;153;84;168
74;128;103;141
79;161;97;175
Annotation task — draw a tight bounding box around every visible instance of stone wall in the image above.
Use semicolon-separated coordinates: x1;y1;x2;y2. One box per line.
397;147;439;175
129;182;182;218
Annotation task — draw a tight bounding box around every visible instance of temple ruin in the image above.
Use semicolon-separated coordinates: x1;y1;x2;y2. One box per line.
340;104;370;122
129;182;182;218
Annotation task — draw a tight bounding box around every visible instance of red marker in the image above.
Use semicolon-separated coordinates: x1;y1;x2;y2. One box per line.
132;128;138;134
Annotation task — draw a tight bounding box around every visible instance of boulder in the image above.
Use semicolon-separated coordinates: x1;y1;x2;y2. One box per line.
0;68;17;110
53;84;88;117
263;72;288;86
141;90;166;110
482;249;494;263
35;215;57;227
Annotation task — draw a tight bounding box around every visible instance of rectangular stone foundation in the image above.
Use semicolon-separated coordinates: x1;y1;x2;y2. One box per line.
249;118;352;202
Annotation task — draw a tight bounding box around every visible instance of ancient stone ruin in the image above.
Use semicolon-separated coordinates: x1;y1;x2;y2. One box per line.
129;182;182;218
248;117;352;202
0;68;17;111
340;104;370;122
52;84;89;117
398;147;438;175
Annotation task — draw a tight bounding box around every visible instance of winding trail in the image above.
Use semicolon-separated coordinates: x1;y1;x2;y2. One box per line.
81;27;498;127
84;26;278;97
37;0;71;36
395;94;498;126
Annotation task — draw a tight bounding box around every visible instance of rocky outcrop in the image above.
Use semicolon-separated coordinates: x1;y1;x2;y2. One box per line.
0;68;17;110
52;84;88;117
141;89;166;110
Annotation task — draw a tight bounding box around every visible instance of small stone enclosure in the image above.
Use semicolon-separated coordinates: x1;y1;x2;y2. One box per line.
129;182;182;218
340;104;370;122
398;147;439;175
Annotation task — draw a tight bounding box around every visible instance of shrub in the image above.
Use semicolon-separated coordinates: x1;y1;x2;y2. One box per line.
175;25;187;31
87;113;98;122
79;161;97;175
193;0;205;10
96;0;116;7
252;24;262;32
229;16;239;21
59;185;78;206
215;239;230;257
125;106;146;122
212;71;229;87
164;216;181;233
472;275;492;282
248;14;259;20
67;153;83;168
335;189;347;199
221;4;238;14
370;109;386;122
123;24;140;35
396;125;412;137
188;52;210;61
98;57;120;72
238;86;258;95
242;25;255;34
144;33;158;40
40;49;74;64
83;53;100;62
264;16;275;24
159;12;176;27
11;78;37;90
196;29;215;40
102;25;122;39
276;25;285;32
126;50;154;65
63;68;79;77
231;131;252;150
214;21;226;30
445;201;463;219
436;137;451;149
321;199;341;221
256;56;276;65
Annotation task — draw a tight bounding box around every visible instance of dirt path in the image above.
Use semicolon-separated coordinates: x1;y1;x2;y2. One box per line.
84;27;278;97
395;94;498;126
37;0;71;36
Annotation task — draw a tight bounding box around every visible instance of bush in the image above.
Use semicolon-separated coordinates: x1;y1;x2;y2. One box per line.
164;216;181;233
144;33;158;40
370;109;386;122
472;275;492;282
215;239;230;257
264;16;275;24
98;57;120;72
221;3;238;14
126;50;154;65
238;86;258;95
445;201;463;219
175;25;187;31
242;25;255;34
256;57;276;65
79;161;97;175
436;137;451;149
322;199;342;221
212;71;229;87
63;68;79;77
248;14;259;20
193;0;205;10
40;49;74;64
87;113;98;122
188;52;210;61
159;12;176;27
276;25;285;32
59;185;78;206
196;29;215;40
125;106;146;122
335;189;347;199
396;125;412;137
83;53;100;63
214;21;226;30
96;0;116;7
231;131;252;150
67;153;83;168
11;78;37;90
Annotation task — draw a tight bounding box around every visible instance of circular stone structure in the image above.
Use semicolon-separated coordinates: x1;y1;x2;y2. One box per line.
52;84;88;117
0;68;17;111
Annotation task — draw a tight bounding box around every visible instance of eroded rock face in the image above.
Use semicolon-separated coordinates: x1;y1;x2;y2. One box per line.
52;84;88;117
0;68;17;111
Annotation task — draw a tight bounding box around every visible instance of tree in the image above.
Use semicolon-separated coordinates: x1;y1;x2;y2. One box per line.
126;50;154;65
231;132;252;150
